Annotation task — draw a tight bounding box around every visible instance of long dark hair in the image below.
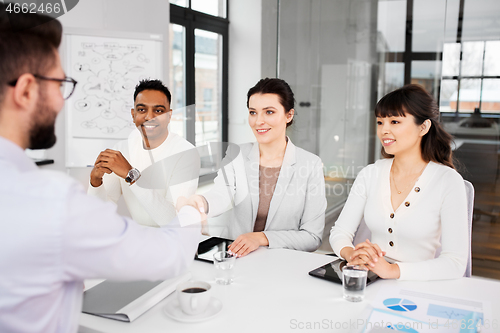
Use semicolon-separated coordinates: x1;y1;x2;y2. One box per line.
375;84;455;169
246;78;295;128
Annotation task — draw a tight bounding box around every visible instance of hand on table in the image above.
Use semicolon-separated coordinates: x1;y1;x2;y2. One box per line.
90;149;133;186
228;232;269;257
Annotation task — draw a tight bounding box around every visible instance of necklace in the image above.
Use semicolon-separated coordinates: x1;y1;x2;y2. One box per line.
391;163;427;195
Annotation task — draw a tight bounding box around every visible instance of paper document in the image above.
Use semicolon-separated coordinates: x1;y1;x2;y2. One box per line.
362;287;492;333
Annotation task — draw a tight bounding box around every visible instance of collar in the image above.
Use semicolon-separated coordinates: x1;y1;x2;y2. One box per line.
246;136;297;167
0;136;38;172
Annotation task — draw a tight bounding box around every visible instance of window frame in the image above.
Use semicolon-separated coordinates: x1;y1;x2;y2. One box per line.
441;40;500;115
170;2;229;144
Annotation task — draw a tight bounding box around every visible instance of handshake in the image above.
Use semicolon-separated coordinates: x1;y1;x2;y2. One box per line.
176;195;210;235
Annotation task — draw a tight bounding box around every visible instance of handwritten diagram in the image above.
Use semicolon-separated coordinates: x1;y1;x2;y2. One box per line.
66;34;161;139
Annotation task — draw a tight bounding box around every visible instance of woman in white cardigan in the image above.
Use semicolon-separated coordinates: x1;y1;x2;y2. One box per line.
330;84;468;281
183;78;327;257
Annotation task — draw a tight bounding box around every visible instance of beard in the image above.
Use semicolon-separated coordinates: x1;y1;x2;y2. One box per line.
28;121;56;150
28;91;58;150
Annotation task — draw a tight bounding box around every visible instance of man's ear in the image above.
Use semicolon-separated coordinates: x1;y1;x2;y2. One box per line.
420;119;431;136
12;74;38;110
130;108;135;119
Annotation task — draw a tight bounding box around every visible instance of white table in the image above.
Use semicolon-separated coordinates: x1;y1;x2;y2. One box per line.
78;248;500;333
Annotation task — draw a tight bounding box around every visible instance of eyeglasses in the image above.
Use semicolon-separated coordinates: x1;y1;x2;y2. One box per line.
7;74;78;100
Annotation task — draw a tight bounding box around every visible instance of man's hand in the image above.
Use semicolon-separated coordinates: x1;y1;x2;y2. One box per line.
228;232;269;257
177;195;209;234
90;149;133;187
90;164;112;187
177;195;208;218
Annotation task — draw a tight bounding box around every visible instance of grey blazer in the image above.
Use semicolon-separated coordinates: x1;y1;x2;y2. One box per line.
204;139;326;252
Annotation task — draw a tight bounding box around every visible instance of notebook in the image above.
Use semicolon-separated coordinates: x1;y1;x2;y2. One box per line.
82;272;191;322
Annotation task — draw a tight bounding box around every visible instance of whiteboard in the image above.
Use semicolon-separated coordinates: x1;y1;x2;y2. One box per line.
63;30;163;167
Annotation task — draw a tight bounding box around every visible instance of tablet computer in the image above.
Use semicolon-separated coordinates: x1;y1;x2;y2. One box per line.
195;237;233;263
308;258;379;286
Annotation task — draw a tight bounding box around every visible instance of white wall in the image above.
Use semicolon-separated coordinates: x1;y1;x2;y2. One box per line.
39;0;170;216
43;0;266;184
44;0;266;184
43;0;170;185
227;0;262;144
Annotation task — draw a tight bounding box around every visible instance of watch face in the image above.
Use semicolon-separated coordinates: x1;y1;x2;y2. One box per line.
126;168;141;183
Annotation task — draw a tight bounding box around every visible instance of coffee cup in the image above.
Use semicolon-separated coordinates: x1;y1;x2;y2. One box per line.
176;281;212;315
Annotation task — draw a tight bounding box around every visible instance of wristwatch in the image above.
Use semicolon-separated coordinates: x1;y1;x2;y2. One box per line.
125;168;141;185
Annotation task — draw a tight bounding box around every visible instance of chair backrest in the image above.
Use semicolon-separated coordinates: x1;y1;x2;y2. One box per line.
463;180;474;277
353;180;474;277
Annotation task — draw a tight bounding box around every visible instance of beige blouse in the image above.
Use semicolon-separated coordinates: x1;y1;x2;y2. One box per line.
253;165;281;232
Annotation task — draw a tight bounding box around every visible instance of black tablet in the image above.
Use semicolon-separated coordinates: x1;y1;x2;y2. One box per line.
195;237;233;263
308;258;379;286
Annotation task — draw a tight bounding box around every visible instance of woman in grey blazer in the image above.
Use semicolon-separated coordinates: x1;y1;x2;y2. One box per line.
184;78;327;257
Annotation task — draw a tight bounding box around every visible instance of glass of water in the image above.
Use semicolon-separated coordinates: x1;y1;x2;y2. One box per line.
213;251;235;285
342;265;368;302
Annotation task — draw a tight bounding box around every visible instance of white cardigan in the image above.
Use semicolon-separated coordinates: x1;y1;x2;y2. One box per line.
329;158;468;280
204;139;327;251
88;130;199;227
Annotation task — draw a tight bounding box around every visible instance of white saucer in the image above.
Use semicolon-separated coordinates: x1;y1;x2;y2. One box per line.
164;297;223;323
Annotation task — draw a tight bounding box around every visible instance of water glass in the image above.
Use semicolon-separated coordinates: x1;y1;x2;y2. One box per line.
342;265;368;302
213;251;235;285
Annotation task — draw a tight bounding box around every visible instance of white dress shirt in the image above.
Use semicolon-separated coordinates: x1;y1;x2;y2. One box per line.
0;136;201;333
88;130;199;227
330;158;468;280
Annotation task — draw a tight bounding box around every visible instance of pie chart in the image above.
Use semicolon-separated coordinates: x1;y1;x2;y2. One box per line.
383;298;417;312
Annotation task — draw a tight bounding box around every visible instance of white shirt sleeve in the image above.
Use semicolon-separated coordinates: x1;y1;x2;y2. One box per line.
129;147;200;226
87;172;122;204
62;182;201;282
329;166;370;259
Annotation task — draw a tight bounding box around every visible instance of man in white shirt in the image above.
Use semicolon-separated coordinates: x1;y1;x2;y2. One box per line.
0;6;201;333
88;79;199;227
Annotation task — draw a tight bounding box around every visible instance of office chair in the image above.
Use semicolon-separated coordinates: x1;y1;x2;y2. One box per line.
352;180;475;277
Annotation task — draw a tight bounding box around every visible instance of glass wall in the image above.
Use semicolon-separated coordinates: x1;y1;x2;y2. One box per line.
278;0;500;277
439;0;500;279
278;0;378;220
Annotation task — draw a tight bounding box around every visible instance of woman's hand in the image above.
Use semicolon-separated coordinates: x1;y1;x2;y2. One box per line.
342;239;400;279
363;256;400;279
346;239;384;268
228;232;269;257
